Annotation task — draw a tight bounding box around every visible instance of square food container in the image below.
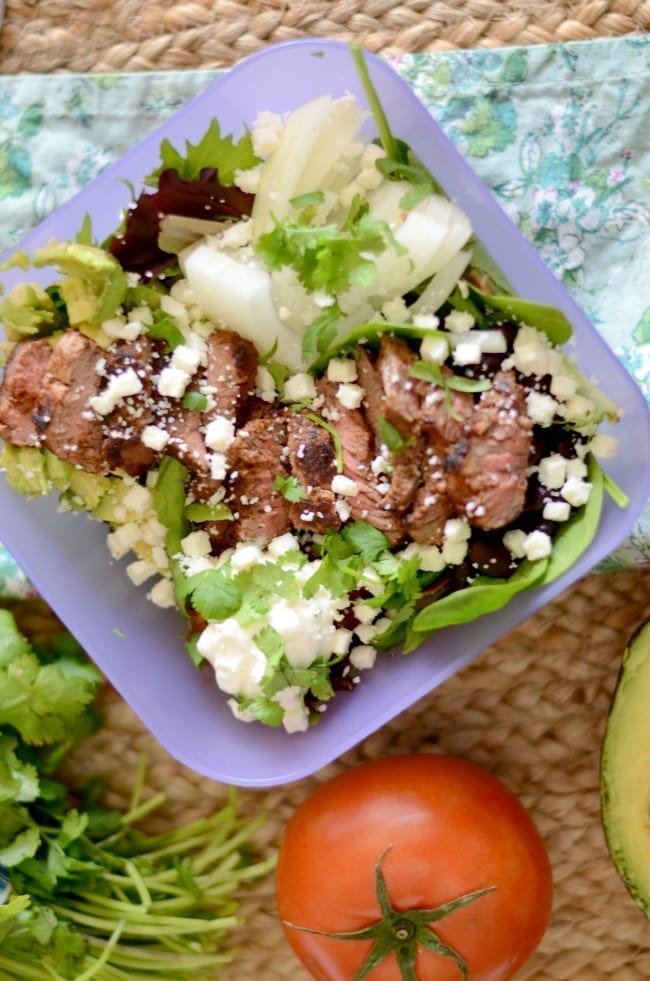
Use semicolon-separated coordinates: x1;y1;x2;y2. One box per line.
1;40;649;787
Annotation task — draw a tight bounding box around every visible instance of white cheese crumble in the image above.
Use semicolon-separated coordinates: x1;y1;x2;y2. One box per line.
444;310;475;334
349;645;377;670
272;686;310;734
90;368;143;416
561;476;592;507
337;382;364;409
327;358;358;383
543;500;571;522
331;474;359;497
198;619;267;699
283;372;317;402
141;425;171;452
157;366;190;399
205;415;236;452
526;391;558;425
148;577;176;609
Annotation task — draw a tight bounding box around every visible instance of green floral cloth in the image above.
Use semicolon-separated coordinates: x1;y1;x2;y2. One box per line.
0;36;648;596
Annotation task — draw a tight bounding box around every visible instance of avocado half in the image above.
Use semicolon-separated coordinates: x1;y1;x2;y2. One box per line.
601;618;650;916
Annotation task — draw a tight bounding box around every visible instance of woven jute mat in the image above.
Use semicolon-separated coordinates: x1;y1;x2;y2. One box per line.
1;0;650;73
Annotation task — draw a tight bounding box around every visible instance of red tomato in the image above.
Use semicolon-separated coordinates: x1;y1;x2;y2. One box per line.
275;754;552;980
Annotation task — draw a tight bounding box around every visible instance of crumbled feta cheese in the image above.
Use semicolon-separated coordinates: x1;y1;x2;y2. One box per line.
327;358;358;383
121;483;152;515
90;368;143;416
337;382;364;409
148;577;176;608
335;498;351;522
503;324;552;377
441;540;469;565
205;416;236;452
550;373;577;400
522;530;553;561
272;686;310;734
420;334;449;364
561;476;592;508
350;645;377;670
268;588;343;669
538;454;567;490
503;529;527;559
284;372;317;402
126;559;159;586
102;316;142;341
331;628;353;655
354;603;378;625
543;500;571;522
268;533;300;558
526;391;558;425
234;164;263;194
157;366;190;399
198;619;267;699
381;297;409;321
566;457;588;479
141;425;171;452
231;543;265;573
160;294;189;332
210;452;228;481
128;304;154;326
181;530;212;558
106;523;141;560
171;344;203;375
444;518;472;543
251;109;284;157
331;474;359;497
444;310;475;334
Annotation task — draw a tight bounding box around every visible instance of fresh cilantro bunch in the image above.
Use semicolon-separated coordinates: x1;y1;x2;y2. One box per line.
0;609;274;979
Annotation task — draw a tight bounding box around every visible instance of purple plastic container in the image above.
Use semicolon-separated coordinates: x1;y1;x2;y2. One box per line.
1;40;649;787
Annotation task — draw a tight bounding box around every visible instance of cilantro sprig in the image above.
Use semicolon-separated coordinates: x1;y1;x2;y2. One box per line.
0;610;274;979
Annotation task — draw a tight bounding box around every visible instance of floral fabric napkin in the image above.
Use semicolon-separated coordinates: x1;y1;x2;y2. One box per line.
0;36;648;597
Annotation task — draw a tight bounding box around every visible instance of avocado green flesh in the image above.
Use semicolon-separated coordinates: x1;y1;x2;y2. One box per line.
601;618;650;917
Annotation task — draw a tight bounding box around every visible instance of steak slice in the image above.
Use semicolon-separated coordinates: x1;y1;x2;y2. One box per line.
317;376;404;545
444;370;533;529
203;329;258;422
356;341;422;516
101;336;158;476
163;329;258;499
286;411;340;534
37;331;109;473
0;337;54;446
224;411;291;544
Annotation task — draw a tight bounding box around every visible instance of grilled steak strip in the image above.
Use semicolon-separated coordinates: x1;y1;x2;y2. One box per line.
0;337;54;447
286;411;341;534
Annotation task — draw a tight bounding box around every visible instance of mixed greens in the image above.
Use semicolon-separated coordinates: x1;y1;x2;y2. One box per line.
0;48;626;734
0;609;273;979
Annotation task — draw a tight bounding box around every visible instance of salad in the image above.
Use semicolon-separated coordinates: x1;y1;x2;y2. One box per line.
0;50;625;734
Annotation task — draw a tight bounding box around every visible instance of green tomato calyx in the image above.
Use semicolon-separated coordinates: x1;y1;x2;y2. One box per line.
283;845;496;980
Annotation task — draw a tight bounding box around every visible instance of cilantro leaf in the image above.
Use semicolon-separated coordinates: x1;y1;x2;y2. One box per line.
182;390;209;411
148;307;185;350
343;521;391;562
273;473;308;503
377;414;414;452
186;567;242;622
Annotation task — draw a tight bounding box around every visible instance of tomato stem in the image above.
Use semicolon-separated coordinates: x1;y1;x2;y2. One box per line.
283;846;497;980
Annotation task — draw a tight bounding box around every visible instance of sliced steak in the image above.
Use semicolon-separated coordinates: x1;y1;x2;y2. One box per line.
162;329;258;499
375;334;422;434
224;411;291;544
101;336;158;476
203;329;258;422
0;338;54;446
37;331;109;473
317;376;404;545
444;370;533;529
286;411;340;533
404;437;457;546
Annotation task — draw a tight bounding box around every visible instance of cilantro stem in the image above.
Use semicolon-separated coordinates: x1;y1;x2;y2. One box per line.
74;918;125;981
49;903;241;936
351;43;400;162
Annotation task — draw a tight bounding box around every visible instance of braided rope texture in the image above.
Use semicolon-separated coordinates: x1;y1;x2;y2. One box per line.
55;568;650;979
1;0;650;73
